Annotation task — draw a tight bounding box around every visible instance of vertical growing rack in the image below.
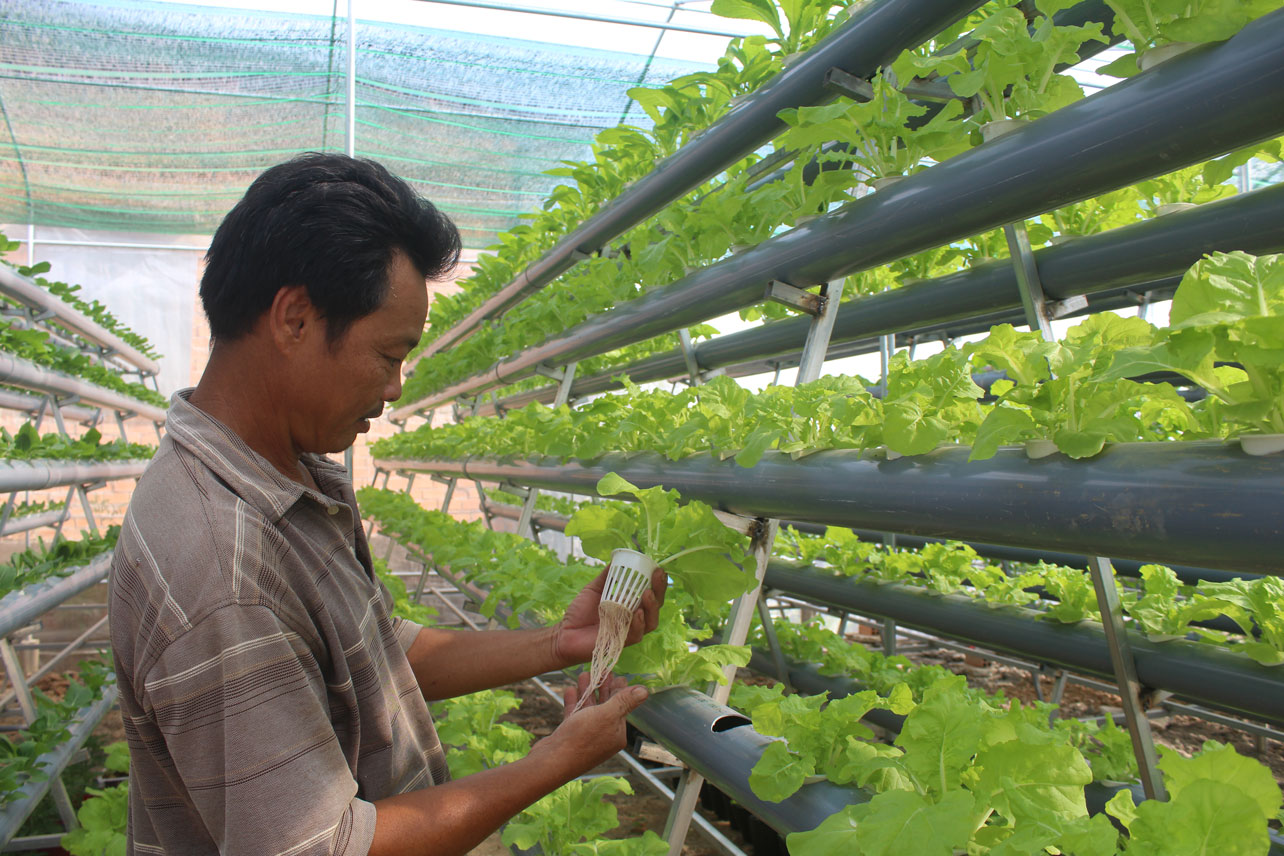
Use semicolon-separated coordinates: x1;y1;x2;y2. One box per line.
369;1;1284;852
0;261;163;847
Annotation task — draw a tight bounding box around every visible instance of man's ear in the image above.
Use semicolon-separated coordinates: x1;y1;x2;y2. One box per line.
267;285;320;354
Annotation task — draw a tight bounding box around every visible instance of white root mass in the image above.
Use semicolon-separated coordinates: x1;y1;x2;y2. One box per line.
572;601;634;715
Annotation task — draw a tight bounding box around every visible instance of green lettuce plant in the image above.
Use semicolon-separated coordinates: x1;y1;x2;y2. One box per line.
1098;0;1284;76
1101;251;1284;436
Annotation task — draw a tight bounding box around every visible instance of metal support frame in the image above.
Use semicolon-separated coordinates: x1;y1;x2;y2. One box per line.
877;334;894;398
0;616;109;715
1086;556;1167;801
0;639;78;832
822;67;874;102
677;328;703;386
665;280;844;853
764;281;825;316
1004;220;1056;341
516;363;577;540
755;591;792;694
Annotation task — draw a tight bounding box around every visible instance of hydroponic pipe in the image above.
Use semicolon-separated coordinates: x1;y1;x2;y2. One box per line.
0;686;118;846
694;183;1284;376
0;509;66;539
486;499;1251;637
0;266;160;376
394;14;1284;418
483;497;1248;584
0;552;112;639
0;387;100;424
481;279;1182;415
763;562;1284;727
377;441;1282;576
752;0;1122;192
745;649;908;734
0;351;166;423
406;0;991;369
479;165;1277;409
629;686;870;835
0;459;149;493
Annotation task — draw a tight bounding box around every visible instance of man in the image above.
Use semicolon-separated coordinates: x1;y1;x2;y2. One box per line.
109;153;665;856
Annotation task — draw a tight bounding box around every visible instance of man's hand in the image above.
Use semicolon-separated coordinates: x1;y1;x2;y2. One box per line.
529;674;649;778
551;565;667;666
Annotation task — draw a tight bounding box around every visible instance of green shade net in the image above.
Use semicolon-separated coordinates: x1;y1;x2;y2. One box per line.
0;0;712;246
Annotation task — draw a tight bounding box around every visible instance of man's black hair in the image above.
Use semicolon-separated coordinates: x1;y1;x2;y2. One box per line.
200;152;461;344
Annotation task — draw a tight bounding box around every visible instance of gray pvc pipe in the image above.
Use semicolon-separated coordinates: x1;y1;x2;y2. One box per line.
399;11;1284;415
410;0;991;365
0;266;159;376
763;562;1284;727
0;459;149;493
0;510;67;539
0;387;100;425
0;351;166;423
0;552;113;639
480;497;1247;585
629;686;870;835
379;441;1282;577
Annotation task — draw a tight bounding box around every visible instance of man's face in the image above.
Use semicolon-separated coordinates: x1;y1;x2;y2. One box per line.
292;250;428;454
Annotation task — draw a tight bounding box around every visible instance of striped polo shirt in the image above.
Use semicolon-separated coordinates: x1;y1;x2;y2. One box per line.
109;390;448;856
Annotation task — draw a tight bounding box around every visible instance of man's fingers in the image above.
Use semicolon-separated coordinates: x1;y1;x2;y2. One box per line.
562;685;578;720
585;566;609;595
651;568;667;607
639;590;660;633
607;684;649;716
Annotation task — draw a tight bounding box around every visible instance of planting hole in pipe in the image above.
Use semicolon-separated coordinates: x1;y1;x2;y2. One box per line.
711;713;751;733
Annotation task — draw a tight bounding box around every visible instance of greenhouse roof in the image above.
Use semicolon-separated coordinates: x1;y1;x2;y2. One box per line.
0;0;753;247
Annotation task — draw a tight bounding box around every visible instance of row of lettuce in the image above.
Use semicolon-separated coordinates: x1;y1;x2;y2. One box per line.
378;251;1283;467
0;229;166;411
0;236;158;847
359;483;1283;855
477;487;1284;668
398;0;1284;411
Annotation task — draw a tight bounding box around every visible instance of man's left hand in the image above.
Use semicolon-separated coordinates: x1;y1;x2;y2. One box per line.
551;565;667;666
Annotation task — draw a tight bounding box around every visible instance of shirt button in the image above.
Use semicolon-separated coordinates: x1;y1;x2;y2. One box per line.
327;505;339;516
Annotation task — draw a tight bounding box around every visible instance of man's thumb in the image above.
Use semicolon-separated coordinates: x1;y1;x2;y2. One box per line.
612;684;649;714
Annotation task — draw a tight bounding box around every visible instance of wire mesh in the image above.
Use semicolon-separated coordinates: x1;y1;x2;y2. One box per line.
0;0;713;246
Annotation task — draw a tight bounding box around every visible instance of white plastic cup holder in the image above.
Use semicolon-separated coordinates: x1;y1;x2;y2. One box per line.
1239;434;1284;457
603;548;659;613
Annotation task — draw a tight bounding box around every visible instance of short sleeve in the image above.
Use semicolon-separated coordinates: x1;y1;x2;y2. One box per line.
139;603;377;856
391;616;425;655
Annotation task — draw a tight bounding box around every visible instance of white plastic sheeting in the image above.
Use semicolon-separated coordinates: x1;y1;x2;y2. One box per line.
9;225;204;396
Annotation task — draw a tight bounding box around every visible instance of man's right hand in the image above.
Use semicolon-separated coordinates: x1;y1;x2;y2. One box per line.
531;674;649;777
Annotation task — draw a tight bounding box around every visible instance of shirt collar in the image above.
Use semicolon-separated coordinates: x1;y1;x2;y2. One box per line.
164;388;351;522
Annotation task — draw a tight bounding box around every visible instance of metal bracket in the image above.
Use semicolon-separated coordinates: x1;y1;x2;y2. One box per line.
877;334;894;398
534;363;568;382
677;329;704;387
764;281;825;317
899;77;968;103
710;510;763;540
569;248;593;262
1002;220;1055;341
1086;556;1167;801
1048;294;1088;319
823;67;874;102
